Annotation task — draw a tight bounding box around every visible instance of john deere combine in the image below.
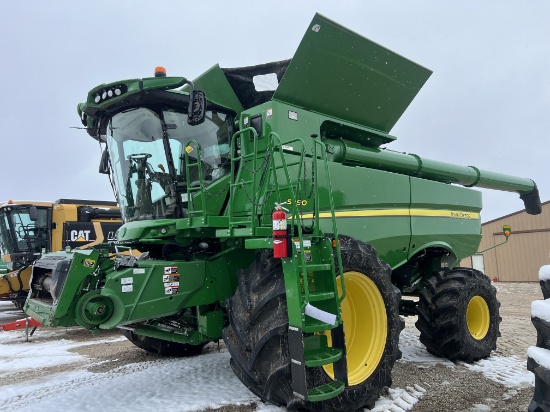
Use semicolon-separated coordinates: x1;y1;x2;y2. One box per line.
24;14;541;411
0;199;121;308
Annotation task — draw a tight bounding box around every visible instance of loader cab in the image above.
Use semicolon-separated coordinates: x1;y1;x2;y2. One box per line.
0;203;51;267
103;105;234;222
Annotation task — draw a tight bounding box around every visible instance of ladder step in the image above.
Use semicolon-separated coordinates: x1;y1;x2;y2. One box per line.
303;263;332;272
303;319;337;333
308;291;335;302
304;347;343;367
307;380;345;402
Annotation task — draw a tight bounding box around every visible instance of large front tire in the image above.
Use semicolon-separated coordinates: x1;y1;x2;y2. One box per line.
416;268;501;362
223;237;403;411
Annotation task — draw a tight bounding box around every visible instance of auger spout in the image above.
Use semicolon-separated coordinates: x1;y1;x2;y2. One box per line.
325;138;541;215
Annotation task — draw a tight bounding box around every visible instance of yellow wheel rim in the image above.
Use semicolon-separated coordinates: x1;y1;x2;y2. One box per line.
323;271;387;386
466;296;490;340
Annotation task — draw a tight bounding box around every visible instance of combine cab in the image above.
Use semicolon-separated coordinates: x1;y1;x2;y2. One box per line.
24;14;541;411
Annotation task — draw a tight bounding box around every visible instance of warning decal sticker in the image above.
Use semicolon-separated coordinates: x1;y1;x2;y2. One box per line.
165;286;179;295
121;277;133;293
164;266;178;275
163;267;180;294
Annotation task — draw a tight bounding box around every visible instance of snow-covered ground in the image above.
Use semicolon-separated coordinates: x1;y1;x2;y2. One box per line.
0;300;534;412
2;281;541;411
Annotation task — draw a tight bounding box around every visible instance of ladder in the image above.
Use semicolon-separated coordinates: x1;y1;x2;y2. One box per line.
229;128;348;401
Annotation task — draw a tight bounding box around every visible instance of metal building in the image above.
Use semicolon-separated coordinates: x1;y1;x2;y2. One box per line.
460;201;550;281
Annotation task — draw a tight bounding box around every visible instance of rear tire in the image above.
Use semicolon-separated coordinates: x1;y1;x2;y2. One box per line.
223;237;403;411
416;268;500;362
121;329;205;357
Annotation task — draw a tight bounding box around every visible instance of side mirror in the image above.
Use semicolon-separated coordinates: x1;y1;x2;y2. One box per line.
29;206;38;221
188;90;206;126
99;148;110;174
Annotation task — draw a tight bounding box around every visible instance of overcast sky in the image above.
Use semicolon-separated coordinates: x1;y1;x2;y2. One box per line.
1;1;548;222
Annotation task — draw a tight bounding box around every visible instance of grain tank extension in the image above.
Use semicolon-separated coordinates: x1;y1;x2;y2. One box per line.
24;13;541;411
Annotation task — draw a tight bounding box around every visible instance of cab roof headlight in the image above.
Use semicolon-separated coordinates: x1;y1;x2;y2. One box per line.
94;95;101;103
107;90;113;97
114;88;122;96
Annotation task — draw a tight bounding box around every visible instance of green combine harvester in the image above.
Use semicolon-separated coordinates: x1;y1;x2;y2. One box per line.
24;14;541;411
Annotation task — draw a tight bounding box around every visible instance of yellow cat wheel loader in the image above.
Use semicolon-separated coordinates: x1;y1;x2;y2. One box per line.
0;199;121;309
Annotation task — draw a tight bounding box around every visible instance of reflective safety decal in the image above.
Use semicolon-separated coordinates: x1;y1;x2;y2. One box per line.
83;259;96;268
185;146;193;154
122;284;133;293
163;275;179;282
133;268;145;274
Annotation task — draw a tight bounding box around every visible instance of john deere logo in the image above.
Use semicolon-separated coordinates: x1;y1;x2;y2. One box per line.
71;230;92;242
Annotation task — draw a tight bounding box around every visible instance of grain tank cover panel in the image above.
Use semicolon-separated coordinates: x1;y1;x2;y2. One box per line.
273;13;432;132
221;60;290;110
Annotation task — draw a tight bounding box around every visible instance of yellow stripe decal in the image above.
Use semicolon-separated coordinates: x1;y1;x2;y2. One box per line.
301;209;479;220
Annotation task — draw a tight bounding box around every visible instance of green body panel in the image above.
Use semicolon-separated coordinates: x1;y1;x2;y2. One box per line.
26;245;254;330
192;64;244;115
408;178;482;262
312;163;412;268
24;249;102;326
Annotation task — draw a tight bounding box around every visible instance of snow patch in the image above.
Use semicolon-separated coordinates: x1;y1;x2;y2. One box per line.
462;354;534;387
503;388;520;400
469;403;491;411
531;299;550;323
528;346;550;369
1;352;266;411
370;385;426;411
539;265;550;282
0;334;126;371
0;314;538;411
398;330;454;366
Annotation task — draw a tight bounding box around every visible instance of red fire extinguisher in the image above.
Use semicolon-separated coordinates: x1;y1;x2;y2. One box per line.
273;202;289;258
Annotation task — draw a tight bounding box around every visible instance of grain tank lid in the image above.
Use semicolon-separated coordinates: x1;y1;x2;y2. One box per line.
273;13;432;133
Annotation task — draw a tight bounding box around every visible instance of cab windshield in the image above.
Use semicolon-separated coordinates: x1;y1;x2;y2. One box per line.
106;108;232;222
0;206;49;256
